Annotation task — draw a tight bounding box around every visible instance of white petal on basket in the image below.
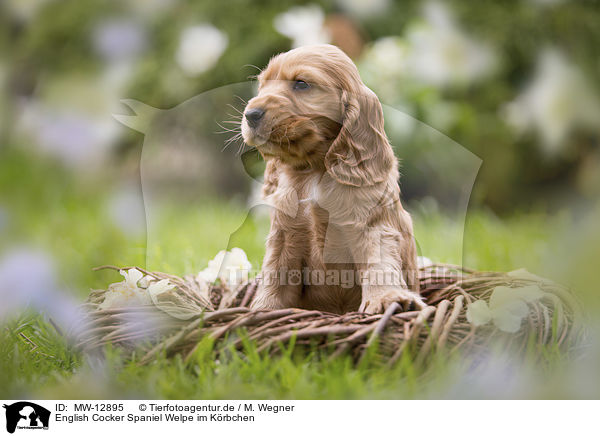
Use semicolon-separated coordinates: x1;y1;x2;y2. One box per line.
495;284;562;332
487;286;531;333
466;284;550;333
99;268;151;309
120;268;143;287
147;279;175;297
516;284;547;302
144;278;209;320
492;310;526;333
196;247;253;288
466;300;492;326
99;286;151;309
149;290;205;320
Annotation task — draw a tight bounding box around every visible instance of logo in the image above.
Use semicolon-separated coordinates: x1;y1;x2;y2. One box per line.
3;402;50;434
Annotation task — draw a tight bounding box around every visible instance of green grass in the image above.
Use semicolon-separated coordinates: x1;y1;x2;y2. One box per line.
0;148;585;399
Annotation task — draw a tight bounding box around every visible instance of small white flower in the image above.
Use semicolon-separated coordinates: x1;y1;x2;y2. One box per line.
359;37;410;101
197;250;226;284
417;256;433;268
466;300;493;327
274;5;331;48
466;285;547;333
99;268;152;309
4;0;54;22
118;268;144;289
175;24;228;76
366;37;409;75
502;49;600;155
147;279;175;297
405;2;496;87
196;247;252;288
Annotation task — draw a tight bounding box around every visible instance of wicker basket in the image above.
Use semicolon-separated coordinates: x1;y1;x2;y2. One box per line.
76;264;584;365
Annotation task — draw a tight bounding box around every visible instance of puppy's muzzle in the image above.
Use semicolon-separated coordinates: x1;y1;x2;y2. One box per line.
244;108;265;129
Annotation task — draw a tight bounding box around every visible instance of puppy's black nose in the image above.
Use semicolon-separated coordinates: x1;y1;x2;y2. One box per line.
245;108;265;128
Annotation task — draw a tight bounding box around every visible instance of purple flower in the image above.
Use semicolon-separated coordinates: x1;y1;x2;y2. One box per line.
0;247;86;337
93;19;147;63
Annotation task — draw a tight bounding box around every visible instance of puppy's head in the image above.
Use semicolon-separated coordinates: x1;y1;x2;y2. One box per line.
242;44;394;185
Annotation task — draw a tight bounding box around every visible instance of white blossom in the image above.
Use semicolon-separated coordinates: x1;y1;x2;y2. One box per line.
274;5;331;48
197;247;252;288
147;279;175;297
359;2;495;90
365;37;409;75
405;2;496;87
359;37;409;98
99;268;152;309
359;38;416;131
466;284;547;333
175;24;228;76
4;0;54;22
502;49;600;155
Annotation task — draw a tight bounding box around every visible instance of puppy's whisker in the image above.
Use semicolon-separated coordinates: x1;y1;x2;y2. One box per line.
215;121;241;135
227;104;245;116
236;140;247;156
234;94;249;105
243;64;262;73
215;127;241;134
222;132;243;152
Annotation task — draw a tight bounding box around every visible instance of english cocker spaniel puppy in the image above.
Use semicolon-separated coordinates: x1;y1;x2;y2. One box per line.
242;44;423;314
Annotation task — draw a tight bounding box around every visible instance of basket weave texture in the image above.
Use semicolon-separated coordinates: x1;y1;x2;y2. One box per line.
78;264;583;365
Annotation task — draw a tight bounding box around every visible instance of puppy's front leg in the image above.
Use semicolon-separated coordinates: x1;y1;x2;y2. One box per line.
350;226;424;314
250;228;303;311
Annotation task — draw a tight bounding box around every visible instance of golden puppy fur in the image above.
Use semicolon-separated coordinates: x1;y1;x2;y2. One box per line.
242;44;423;314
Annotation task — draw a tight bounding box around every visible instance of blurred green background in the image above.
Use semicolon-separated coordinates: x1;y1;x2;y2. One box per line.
1;0;599;399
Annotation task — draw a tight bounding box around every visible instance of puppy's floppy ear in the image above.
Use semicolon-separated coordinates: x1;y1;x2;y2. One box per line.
324;86;395;187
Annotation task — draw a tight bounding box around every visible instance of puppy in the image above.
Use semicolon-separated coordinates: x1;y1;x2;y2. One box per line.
242;44;423;314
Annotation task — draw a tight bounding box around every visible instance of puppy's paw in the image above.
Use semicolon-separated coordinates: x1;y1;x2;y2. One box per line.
359;288;426;314
250;291;286;311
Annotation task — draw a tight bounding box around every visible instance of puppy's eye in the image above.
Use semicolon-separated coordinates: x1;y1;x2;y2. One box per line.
293;80;310;91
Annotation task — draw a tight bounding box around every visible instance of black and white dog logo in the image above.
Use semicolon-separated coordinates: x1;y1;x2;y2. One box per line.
3;402;50;433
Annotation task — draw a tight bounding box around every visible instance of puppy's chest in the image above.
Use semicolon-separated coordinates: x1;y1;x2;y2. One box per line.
270;172;369;225
267;173;322;227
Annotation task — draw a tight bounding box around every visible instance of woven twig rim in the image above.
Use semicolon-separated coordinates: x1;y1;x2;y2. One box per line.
76;264;584;365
